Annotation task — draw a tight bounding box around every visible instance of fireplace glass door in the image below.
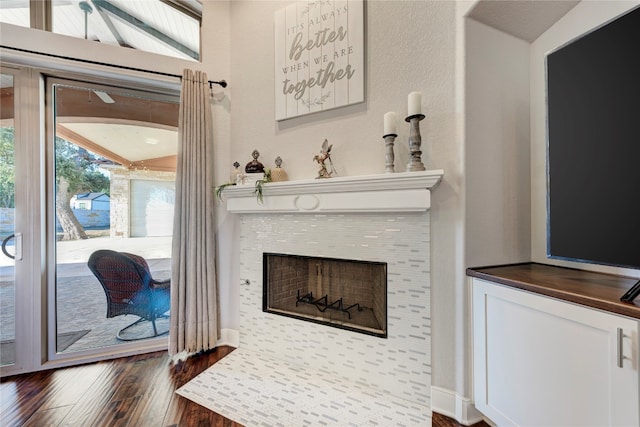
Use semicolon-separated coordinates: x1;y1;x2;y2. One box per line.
263;253;387;338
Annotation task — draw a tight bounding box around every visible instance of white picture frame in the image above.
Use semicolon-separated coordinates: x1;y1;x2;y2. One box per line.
274;0;365;121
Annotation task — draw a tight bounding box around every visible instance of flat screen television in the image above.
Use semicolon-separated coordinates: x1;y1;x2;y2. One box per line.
546;6;640;301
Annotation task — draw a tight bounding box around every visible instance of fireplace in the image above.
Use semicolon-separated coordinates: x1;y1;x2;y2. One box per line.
224;171;443;408
263;253;387;337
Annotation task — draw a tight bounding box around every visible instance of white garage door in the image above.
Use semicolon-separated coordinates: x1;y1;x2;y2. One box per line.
130;179;175;237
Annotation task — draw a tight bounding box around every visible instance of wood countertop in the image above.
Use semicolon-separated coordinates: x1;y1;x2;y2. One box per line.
467;263;640;320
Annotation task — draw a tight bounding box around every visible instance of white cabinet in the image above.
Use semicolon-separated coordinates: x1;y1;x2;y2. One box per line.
472;278;639;426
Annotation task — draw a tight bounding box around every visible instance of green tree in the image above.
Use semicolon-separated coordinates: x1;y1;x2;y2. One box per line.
0;127;15;209
55;138;110;241
0;129;109;240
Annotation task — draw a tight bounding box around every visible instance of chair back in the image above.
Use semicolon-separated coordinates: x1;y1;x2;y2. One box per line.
88;249;155;319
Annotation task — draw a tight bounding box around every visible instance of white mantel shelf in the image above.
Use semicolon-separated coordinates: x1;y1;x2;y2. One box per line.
222;170;444;214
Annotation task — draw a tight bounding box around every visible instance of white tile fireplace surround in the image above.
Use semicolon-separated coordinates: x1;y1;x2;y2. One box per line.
225;171;443;422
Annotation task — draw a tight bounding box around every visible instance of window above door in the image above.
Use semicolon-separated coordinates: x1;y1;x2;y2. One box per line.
0;0;202;61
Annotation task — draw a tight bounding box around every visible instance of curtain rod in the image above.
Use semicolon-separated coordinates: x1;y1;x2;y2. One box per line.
0;45;228;88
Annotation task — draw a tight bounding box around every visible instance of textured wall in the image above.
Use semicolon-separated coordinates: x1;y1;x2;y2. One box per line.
228;1;456;180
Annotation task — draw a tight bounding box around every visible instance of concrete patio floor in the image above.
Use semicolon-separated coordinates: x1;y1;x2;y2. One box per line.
0;236;171;359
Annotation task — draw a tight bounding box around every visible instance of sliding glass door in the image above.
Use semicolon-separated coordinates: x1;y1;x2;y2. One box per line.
1;65;180;375
47;78;178;357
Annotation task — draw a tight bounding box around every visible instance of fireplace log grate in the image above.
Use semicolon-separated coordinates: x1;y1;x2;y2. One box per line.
296;290;364;319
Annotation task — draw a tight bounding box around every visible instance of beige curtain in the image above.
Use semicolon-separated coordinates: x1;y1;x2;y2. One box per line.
169;69;220;355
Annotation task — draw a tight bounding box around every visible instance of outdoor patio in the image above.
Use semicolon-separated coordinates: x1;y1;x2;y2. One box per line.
0;236;171;364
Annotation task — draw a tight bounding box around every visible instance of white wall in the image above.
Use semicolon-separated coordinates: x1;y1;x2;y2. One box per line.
464;19;531;269
455;13;532;412
530;0;640;279
228;0;456;178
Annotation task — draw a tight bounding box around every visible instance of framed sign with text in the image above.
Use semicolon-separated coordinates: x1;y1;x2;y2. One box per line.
274;0;364;121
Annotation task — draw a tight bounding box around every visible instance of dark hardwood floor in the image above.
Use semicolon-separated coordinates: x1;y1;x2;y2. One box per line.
432;413;489;427
1;347;489;426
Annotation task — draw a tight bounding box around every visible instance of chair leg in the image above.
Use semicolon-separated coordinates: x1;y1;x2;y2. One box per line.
116;316;169;341
152;318;158;336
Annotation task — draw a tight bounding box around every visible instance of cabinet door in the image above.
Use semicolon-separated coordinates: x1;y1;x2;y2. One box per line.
472;278;639;427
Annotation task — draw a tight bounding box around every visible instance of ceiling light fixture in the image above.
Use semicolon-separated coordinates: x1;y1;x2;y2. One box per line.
79;1;93;40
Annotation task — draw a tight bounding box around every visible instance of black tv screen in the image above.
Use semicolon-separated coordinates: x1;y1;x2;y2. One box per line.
547;6;640;270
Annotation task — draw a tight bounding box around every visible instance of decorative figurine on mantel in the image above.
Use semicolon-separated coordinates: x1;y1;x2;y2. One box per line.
230;161;242;184
245;149;265;173
313;139;336;179
271;156;288;182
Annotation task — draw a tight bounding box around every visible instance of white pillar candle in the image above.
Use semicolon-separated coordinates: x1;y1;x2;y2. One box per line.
408;91;422;116
384;112;397;135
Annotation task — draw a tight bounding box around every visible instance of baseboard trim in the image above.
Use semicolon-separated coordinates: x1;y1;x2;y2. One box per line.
431;386;484;425
217;328;240;348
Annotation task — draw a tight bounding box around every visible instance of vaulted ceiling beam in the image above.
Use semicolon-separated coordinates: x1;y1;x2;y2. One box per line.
89;0;128;47
92;0;199;60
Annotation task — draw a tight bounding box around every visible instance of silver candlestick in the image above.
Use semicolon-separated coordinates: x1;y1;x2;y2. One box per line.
383;133;397;173
405;114;426;171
